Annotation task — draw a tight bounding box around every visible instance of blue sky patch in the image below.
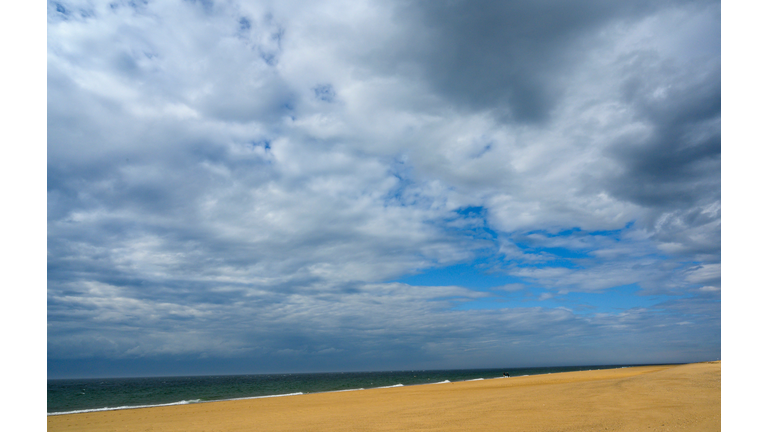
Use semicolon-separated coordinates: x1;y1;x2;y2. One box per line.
313;84;336;102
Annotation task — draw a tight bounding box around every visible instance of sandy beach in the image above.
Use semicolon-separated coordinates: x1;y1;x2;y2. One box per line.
48;361;720;432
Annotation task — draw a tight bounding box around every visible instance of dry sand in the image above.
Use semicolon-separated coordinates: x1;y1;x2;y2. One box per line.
48;361;720;432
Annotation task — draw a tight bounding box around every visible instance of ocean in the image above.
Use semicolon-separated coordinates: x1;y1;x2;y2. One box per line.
48;364;638;415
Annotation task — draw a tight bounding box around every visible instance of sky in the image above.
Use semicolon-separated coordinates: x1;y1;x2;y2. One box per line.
46;0;722;378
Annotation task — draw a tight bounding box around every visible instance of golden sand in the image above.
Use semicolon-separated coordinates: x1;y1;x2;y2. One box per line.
48;361;720;432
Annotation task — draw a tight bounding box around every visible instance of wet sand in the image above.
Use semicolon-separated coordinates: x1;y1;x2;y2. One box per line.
48;361;720;432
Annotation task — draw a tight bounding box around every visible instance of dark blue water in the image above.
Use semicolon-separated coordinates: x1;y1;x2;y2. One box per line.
48;365;640;415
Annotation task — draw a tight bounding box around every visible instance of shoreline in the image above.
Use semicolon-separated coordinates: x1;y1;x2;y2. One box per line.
48;361;720;432
47;364;648;416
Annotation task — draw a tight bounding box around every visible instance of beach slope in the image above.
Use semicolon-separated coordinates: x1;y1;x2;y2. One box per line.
48;361;720;432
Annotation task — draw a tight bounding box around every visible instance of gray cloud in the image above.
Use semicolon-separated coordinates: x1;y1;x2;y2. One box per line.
47;0;720;376
385;0;716;123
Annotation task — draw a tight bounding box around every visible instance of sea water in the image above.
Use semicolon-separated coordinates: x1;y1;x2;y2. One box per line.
48;365;642;415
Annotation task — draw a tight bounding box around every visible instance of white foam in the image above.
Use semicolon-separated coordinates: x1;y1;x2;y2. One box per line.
374;384;404;389
466;378;484;381
431;380;450;384
225;392;304;402
47;399;202;416
48;392;305;416
326;388;364;393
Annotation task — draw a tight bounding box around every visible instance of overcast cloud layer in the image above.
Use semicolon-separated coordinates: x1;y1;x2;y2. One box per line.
48;0;720;378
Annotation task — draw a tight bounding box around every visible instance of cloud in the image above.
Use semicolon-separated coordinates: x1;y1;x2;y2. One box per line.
685;264;721;288
49;277;716;372
47;0;720;375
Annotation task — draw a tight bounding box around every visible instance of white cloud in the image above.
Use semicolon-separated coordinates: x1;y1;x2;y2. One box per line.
47;0;720;371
